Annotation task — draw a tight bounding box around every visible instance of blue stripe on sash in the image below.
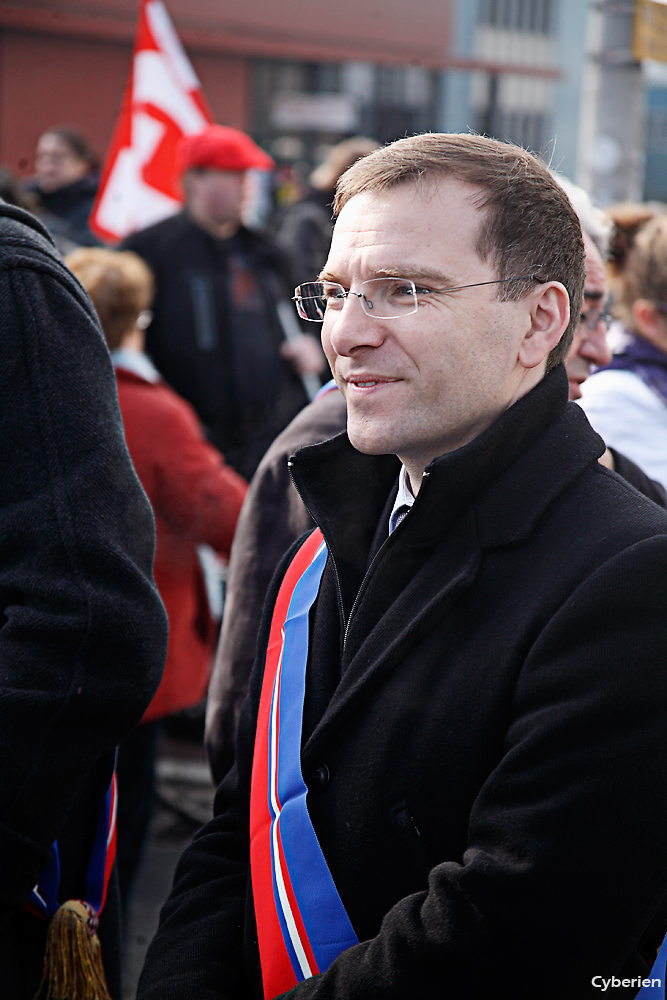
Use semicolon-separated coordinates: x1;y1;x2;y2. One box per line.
269;538;358;977
636;934;667;996
268;670;308;981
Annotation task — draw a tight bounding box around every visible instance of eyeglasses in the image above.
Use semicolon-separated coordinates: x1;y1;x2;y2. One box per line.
579;308;612;332
293;274;541;322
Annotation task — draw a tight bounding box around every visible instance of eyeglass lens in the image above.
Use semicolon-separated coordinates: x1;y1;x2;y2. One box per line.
580;309;612;331
295;279;418;321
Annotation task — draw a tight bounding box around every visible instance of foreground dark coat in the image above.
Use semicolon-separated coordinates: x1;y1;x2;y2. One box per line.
138;366;667;1000
0;203;168;995
204;386;665;785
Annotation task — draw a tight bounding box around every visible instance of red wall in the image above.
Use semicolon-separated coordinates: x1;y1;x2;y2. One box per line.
0;0;453;177
0;28;250;176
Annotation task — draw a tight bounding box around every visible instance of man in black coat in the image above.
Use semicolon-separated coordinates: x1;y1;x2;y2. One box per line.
123;125;324;481
0;201;168;996
138;135;667;1000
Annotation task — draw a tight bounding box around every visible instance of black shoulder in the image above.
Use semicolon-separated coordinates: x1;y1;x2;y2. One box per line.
0;201;59;262
122;211;190;258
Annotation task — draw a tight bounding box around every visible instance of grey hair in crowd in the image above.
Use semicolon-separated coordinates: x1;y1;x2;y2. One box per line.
551;172;613;260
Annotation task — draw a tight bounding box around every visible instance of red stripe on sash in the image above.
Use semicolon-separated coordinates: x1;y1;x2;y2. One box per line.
250;529;325;1000
101;772;117;913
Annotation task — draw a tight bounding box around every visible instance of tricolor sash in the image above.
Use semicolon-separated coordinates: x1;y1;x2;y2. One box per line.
250;528;359;1000
25;755;118;924
637;934;667;997
26;756;118;1000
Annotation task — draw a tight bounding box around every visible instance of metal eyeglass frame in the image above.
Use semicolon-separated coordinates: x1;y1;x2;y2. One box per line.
579;309;613;331
292;273;542;322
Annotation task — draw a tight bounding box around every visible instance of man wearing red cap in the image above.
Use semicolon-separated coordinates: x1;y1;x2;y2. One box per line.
123;125;324;480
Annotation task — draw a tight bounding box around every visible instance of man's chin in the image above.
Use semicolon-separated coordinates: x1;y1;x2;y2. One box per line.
347;428;395;457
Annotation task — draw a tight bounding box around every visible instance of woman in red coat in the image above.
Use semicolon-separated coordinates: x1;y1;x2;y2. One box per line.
66;247;247;906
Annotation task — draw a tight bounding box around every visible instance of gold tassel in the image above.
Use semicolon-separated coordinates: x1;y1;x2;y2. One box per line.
34;899;112;1000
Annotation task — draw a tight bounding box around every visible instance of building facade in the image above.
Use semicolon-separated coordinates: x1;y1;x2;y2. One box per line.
0;0;573;186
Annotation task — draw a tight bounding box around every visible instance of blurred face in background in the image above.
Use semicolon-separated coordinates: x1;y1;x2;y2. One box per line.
565;233;611;400
35;133;90;194
184;168;246;237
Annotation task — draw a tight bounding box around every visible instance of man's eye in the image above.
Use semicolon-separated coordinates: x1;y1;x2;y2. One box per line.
321;285;345;302
384;280;416;299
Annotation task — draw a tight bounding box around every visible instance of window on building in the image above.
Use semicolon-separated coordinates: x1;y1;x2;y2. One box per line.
478;0;556;35
251;58;438;172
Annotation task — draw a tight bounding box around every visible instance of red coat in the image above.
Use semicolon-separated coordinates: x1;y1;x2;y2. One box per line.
115;365;247;722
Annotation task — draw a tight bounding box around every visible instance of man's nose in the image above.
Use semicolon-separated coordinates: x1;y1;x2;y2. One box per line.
324;295;386;357
580;320;612;367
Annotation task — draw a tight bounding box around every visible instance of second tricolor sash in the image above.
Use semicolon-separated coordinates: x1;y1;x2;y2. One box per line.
250;528;359;1000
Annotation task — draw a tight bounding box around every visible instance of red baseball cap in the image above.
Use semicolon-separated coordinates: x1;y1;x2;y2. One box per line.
177;125;274;174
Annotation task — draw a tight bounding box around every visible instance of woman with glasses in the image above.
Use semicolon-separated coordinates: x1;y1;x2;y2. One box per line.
579;209;667;493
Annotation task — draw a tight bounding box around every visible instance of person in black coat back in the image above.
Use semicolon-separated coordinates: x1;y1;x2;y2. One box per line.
0;201;168;997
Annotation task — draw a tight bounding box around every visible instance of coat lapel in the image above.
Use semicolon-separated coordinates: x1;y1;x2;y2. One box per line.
291;366;606;763
303;508;482;761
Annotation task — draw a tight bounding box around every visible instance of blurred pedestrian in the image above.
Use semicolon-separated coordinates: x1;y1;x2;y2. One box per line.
580;209;667;491
66;246;248;908
274;136;379;285
123;124;325;480
0;203;166;998
0;165;39;214
555;178;665;502
28;126;100;248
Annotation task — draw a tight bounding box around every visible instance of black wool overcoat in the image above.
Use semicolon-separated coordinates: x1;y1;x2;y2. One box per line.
0;203;168;996
139;366;667;1000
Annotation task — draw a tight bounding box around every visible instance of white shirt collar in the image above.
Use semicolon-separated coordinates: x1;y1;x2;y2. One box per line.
388;465;416;534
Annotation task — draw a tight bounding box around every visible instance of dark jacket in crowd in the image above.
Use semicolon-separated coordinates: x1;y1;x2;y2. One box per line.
123;212;310;480
29;174;100;248
0;202;168;997
274;187;335;288
138;366;667;1000
610;447;666;506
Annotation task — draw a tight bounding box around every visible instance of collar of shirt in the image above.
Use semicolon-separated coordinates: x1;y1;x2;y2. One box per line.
388;465;416;534
111;348;161;384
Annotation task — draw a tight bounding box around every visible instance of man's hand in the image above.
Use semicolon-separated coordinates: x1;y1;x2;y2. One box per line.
280;334;326;376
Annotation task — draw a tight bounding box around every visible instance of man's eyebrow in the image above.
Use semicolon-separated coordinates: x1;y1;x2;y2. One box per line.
373;267;453;285
583;290;604;301
317;267;456;286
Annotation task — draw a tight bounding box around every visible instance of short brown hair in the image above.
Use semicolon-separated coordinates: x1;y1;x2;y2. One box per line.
334;133;585;370
65;247;154;351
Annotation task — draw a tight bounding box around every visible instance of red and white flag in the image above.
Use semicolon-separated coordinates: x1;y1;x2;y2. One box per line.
91;0;213;242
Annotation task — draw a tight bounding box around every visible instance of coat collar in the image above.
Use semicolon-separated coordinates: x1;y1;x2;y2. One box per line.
290;365;604;566
290;365;606;757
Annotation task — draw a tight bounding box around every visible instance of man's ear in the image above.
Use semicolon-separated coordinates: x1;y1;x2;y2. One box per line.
518;281;571;370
